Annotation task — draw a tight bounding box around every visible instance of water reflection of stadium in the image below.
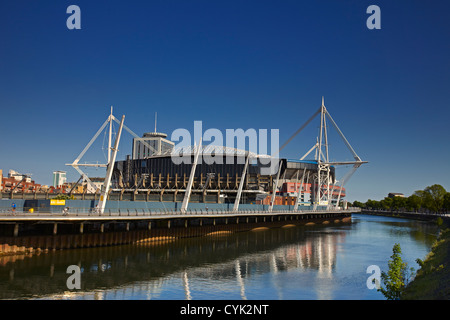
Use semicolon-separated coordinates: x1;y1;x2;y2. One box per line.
0;224;348;299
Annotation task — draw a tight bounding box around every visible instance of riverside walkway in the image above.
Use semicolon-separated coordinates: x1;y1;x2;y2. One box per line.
0;207;361;222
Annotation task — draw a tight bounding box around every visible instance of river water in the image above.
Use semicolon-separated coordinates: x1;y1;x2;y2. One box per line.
0;214;439;300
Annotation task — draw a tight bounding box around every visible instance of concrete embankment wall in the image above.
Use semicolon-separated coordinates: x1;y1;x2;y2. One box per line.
0;212;351;256
361;210;448;222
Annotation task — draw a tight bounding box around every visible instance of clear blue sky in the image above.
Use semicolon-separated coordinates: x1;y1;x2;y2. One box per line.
1;0;449;202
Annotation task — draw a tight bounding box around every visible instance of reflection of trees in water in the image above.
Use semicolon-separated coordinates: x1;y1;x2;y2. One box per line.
0;224;348;299
374;219;439;246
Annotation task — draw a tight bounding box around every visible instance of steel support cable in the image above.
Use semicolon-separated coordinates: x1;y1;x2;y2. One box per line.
324;110;361;162
112;116;158;154
275;107;321;158
74;118;110;164
334;163;361;208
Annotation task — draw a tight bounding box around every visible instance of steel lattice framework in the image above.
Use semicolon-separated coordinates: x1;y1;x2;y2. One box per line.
281;97;367;209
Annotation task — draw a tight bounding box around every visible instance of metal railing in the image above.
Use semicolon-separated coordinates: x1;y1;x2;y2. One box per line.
0;206;360;219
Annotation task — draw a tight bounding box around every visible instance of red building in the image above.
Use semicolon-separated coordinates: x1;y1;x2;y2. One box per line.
0;169;41;193
257;182;346;205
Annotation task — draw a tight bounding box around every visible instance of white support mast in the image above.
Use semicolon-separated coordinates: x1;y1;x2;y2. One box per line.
233;155;250;212
300;142;318;161
98;115;125;214
314;98;330;209
275;97;367;211
268;160;282;213
294;170;306;211
67;108;161;194
180;139;202;214
108;106;113;164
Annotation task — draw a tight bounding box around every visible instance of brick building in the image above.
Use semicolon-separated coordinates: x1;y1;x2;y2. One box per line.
0;169;42;193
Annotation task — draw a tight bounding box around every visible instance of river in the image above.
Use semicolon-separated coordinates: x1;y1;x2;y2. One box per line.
0;214;439;300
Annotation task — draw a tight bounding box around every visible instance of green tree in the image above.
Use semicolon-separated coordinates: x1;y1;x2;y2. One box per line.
391;196;407;211
423;184;447;213
443;192;450;213
352;201;364;208
380;197;393;210
53;194;75;200
406;194;422;212
365;199;379;209
378;243;409;300
414;190;432;211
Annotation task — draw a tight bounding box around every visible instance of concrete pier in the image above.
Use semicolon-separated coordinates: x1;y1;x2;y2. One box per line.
0;208;357;255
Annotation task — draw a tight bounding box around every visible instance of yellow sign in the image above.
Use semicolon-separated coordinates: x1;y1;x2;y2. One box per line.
50;199;66;206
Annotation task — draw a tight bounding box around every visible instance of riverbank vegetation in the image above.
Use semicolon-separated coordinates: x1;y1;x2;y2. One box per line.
376;222;450;300
355;184;450;299
401;225;450;299
378;243;415;300
352;184;450;214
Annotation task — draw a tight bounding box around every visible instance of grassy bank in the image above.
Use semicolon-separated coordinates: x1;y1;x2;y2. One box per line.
402;225;450;299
